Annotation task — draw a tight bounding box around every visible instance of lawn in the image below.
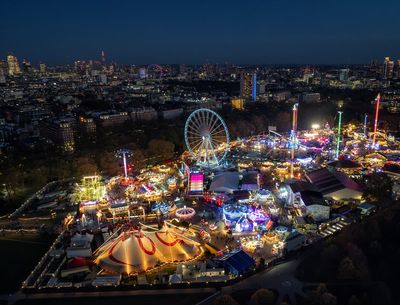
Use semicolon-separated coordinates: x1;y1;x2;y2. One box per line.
0;236;53;293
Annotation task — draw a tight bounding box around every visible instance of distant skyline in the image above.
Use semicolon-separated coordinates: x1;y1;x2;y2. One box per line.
1;0;400;65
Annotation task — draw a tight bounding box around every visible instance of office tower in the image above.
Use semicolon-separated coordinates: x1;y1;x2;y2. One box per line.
394;60;400;80
240;72;257;101
101;50;105;64
339;69;349;81
383;56;394;79
7;54;21;76
21;60;33;73
139;67;147;79
240;73;252;98
0;60;7;76
179;64;187;75
39;63;46;73
240;73;255;100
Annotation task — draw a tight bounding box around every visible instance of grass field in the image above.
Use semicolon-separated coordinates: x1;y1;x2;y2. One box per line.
0;235;53;293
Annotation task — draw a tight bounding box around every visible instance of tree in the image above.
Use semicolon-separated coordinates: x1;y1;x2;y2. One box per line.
72;156;99;178
302;284;337;305
363;172;393;203
132;149;145;170
213;294;238;305
250;288;275;305
275;112;291;132
346;243;370;280
99;151;120;176
337;257;358;280
0;164;24;201
347;295;361;305
147;139;175;161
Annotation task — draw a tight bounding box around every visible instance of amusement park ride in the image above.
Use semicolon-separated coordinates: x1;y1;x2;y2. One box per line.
184;108;230;168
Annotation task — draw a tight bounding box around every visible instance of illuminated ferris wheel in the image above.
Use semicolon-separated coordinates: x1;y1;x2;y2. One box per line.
184;108;230;167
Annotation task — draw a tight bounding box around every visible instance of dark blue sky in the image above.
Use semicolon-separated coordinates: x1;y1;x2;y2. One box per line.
1;0;399;65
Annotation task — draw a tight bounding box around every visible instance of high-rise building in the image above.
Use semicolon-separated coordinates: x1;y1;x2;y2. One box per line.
39;63;46;74
101;50;105;64
240;72;257;101
7;54;21;76
0;60;7;76
394;60;400;80
139;67;147;79
21;60;33;74
383;56;394;79
339;69;349;81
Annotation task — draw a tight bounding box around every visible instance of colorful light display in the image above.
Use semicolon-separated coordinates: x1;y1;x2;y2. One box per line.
247;209;269;223
189;172;204;193
175;206;196;220
336;111;343;159
151;202;170;215
116;149;133;177
290;103;299;178
223;204;247;220
372;94;381;148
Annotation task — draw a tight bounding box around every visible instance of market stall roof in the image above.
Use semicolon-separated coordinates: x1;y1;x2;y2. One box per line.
241;171;259;191
215;249;255;275
286;180;318;193
209;171;240;193
305;167;363;195
300;190;325;206
327;160;361;168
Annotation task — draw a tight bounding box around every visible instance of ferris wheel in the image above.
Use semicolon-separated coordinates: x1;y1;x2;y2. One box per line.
184;108;230;167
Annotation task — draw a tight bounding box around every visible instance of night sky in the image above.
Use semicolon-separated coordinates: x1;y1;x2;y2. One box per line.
1;0;399;65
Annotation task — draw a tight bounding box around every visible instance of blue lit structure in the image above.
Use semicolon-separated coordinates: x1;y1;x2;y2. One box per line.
251;73;257;101
150;202;170;215
223;204;247;221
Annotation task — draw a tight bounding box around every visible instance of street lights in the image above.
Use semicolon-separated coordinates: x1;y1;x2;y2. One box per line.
81;213;86;227
96;210;102;227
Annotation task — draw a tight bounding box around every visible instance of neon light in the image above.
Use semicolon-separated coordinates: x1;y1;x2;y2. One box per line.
372;94;380;148
336;111;343;159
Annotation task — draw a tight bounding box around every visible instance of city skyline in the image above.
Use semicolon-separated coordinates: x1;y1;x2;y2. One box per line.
1;0;400;65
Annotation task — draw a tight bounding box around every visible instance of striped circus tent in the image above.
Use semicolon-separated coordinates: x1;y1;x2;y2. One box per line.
95;225;200;274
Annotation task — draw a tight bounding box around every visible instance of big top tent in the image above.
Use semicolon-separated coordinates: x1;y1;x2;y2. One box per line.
94;225;201;274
